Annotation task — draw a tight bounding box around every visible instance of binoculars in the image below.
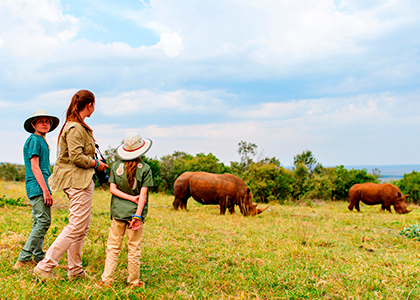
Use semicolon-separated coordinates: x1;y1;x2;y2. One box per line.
94;143;109;185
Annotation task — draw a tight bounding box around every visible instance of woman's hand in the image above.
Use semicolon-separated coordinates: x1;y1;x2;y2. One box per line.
92;159;109;171
129;218;141;231
97;160;108;171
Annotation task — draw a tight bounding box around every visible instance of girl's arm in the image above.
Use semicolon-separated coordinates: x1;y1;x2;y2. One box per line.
109;183;140;204
130;186;148;231
31;156;53;207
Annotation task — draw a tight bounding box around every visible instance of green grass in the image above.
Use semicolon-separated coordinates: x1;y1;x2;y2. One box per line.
1;180;420;299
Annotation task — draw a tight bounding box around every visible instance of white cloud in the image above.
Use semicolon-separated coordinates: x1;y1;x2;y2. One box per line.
85;89;420;166
98;89;233;116
147;0;413;66
152;31;183;58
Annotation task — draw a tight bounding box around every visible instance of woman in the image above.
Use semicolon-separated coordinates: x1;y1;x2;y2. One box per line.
33;90;108;281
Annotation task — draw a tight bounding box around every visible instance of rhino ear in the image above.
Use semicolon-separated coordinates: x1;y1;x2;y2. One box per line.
398;192;402;198
247;188;251;195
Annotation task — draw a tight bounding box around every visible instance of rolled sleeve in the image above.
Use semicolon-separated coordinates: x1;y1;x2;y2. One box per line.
142;168;154;187
27;138;41;160
67;127;93;168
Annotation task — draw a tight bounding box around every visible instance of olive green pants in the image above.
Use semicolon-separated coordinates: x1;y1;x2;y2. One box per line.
17;195;51;262
101;218;144;285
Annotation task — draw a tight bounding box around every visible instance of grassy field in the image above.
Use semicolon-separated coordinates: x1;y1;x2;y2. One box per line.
1;180;420;300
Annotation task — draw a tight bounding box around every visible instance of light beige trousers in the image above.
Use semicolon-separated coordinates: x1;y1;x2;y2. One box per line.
36;180;94;275
101;218;144;285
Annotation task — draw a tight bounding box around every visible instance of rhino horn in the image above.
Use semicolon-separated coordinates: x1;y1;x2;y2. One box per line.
396;206;412;214
257;205;269;214
403;208;412;214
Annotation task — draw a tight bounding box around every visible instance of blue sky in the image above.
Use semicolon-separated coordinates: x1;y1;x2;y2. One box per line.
1;0;420;166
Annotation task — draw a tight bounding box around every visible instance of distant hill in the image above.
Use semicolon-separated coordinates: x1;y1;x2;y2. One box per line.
344;165;420;181
284;164;420;181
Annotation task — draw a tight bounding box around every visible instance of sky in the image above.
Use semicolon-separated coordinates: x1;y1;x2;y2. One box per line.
1;0;420;167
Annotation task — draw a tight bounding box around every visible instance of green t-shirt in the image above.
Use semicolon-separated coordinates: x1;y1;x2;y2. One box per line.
109;160;154;221
23;134;51;199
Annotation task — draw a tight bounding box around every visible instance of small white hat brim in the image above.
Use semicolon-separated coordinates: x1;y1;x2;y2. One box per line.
116;139;153;160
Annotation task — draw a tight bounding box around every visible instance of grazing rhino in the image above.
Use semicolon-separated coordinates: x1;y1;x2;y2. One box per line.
173;171;268;216
348;182;411;214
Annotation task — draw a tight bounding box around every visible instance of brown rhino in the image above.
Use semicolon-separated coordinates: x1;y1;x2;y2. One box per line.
173;171;268;216
348;182;411;214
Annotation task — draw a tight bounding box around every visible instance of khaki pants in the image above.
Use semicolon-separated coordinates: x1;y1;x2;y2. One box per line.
101;218;144;285
36;180;94;275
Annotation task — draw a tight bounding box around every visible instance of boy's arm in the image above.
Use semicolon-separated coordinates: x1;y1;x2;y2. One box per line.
30;156;53;207
130;186;148;231
109;183;140;204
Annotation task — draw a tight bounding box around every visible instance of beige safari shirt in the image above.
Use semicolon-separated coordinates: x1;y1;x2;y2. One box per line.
49;122;95;191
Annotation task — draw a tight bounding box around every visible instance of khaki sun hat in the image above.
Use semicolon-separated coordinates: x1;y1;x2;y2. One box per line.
24;109;60;133
116;131;153;160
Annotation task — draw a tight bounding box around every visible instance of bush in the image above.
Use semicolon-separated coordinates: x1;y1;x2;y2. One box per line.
0;163;26;181
290;163;309;200
0;195;27;207
240;161;293;203
395;171;420;203
158;151;229;194
303;174;335;200
331;166;378;200
400;224;420;241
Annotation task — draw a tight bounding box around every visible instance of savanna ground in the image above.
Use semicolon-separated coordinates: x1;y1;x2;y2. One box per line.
0;180;419;300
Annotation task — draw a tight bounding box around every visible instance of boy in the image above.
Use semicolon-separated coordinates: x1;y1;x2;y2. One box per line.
13;110;59;269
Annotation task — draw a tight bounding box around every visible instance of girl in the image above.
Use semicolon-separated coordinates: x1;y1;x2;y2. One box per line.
97;131;153;288
34;90;108;280
14;110;59;269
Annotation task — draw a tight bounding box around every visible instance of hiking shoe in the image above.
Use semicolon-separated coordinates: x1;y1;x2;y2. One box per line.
68;270;92;281
129;281;145;288
12;260;36;270
32;266;54;281
95;281;112;288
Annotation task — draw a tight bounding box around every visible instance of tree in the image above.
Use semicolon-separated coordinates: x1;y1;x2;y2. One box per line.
237;141;257;172
293;150;317;171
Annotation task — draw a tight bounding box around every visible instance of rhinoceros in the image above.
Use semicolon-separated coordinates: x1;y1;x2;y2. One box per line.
173;171;268;216
348;182;411;214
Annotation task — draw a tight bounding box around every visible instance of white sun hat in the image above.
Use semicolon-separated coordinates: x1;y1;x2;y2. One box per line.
24;109;60;133
116;131;153;160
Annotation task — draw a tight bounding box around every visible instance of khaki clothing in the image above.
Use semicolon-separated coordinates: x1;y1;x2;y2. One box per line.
36;180;94;275
101;219;144;285
109;160;154;221
49;122;95;191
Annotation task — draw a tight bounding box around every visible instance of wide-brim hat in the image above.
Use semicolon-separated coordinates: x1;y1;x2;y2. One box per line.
116;131;153;160
24;109;60;133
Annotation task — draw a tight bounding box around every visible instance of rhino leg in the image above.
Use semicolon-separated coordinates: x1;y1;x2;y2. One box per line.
179;199;188;210
219;198;227;215
228;204;235;214
173;194;190;210
348;197;360;212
